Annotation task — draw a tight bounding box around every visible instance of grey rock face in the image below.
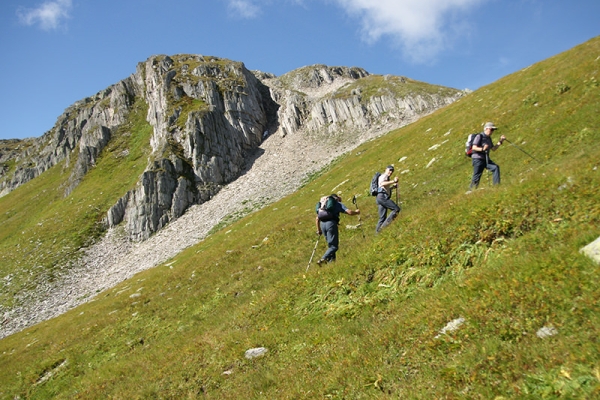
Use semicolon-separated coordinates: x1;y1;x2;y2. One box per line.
1;55;274;241
0;57;463;242
0;60;467;338
109;55;273;240
261;65;461;140
0;79;139;197
106;158;205;241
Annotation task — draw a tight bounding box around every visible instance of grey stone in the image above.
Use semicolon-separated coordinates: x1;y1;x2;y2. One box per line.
536;325;558;339
245;347;268;359
580;236;600;264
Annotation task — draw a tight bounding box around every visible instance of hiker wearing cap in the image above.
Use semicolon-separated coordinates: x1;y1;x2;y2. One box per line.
316;194;360;264
376;165;401;233
469;122;507;190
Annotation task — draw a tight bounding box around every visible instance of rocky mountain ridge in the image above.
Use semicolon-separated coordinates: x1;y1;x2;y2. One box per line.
1;56;462;242
0;55;465;338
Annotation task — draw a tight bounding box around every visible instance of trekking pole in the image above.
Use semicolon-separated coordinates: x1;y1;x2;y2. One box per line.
486;152;491;186
352;195;365;239
504;138;540;163
352;195;361;222
306;236;320;273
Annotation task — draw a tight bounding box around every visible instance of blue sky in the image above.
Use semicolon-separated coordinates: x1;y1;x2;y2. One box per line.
1;0;598;140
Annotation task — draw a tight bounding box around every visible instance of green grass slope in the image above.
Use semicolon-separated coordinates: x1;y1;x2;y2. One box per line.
1;37;599;399
0;99;152;310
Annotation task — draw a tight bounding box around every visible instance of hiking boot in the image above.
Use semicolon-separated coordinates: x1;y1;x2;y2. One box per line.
317;259;326;266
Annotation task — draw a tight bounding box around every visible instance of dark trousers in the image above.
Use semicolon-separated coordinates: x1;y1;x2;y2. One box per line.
319;220;339;261
376;193;401;233
470;157;500;189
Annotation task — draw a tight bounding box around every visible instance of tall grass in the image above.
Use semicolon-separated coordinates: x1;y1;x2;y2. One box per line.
0;37;599;399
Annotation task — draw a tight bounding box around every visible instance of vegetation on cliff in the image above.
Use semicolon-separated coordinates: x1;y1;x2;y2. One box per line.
0;99;152;310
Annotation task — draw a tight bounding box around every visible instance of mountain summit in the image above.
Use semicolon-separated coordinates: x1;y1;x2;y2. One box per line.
0;55;462;241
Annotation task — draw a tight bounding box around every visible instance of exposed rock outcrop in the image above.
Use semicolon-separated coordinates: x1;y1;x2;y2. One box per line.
102;55;275;240
262;65;461;141
0;56;464;242
0;80;139;198
0;57;467;339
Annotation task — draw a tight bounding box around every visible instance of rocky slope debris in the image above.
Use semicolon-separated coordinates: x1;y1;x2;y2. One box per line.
0;55;466;338
1;57;462;242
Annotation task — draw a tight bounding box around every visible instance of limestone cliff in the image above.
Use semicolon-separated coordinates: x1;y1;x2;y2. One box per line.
0;56;464;241
104;55;275;240
262;65;462;140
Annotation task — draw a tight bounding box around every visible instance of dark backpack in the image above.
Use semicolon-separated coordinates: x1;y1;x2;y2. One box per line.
316;195;338;221
465;133;482;157
369;172;381;196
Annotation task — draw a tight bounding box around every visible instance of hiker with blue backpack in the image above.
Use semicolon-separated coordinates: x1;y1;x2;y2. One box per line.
315;194;360;265
374;165;401;233
467;122;506;191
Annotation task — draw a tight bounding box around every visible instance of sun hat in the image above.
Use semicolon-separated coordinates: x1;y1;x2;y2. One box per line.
484;122;497;130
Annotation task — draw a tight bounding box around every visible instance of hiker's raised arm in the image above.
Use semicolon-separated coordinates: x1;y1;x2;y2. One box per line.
493;135;507;149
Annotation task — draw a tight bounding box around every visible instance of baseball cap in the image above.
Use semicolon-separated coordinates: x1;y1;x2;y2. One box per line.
484;122;497;130
387;165;394;171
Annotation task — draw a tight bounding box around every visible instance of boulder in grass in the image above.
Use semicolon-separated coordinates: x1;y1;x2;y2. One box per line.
245;347;268;359
580;236;600;264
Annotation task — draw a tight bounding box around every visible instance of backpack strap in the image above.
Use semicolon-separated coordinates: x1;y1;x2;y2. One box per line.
473;132;486;152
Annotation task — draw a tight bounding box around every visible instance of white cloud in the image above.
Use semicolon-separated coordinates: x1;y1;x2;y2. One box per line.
17;0;73;31
228;0;261;19
332;0;486;63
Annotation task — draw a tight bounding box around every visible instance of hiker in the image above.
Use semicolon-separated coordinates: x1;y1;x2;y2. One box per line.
315;194;360;264
376;165;401;233
469;122;507;191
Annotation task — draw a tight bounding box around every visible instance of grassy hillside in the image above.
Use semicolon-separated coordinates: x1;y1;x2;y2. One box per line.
1;37;599;399
0;98;152;310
